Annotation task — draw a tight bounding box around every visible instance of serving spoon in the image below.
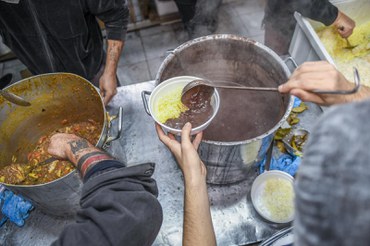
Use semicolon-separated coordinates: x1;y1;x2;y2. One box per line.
0;89;31;106
337;26;358;50
343;38;358;50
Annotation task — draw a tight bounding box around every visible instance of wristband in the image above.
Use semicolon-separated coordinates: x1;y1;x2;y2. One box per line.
80;154;114;177
77;151;105;171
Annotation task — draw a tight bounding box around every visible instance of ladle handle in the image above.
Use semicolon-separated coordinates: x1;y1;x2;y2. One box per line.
0;89;31;106
38;157;58;166
313;67;360;95
283;57;359;95
264;140;274;172
213;85;278;91
284;56;298;69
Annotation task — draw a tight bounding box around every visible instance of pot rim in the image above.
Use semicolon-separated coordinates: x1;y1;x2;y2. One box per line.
1;72;108;187
155;34;294;145
3;169;80;188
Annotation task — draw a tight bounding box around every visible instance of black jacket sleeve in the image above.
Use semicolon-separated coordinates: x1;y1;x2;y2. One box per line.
294;0;338;26
265;0;338;26
84;0;129;40
52;162;163;246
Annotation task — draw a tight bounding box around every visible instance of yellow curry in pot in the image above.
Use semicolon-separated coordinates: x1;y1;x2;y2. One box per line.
0;119;102;185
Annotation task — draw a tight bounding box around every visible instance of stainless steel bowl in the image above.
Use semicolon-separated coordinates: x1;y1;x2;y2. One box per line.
282;128;309;157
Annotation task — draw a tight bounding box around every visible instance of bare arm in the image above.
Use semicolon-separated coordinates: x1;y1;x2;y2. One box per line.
85;0;129;105
156;123;216;246
99;40;124;105
278;61;370;106
183;176;215;246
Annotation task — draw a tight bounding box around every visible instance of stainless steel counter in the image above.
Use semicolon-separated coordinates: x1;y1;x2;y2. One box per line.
0;81;322;246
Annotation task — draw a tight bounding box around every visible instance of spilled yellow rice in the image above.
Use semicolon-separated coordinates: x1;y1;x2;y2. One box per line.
154;86;189;124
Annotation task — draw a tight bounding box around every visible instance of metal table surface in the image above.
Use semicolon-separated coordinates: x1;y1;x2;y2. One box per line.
0;81;322;246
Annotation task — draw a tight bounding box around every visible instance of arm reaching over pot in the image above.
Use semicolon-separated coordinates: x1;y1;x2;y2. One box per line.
333;10;356;38
156;123;216;246
48;133;163;246
278;61;370;106
48;133;104;169
263;0;355;55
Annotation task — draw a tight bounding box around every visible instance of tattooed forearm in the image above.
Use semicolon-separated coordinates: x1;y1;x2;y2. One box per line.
108;44;120;62
68;139;90;155
105;40;123;74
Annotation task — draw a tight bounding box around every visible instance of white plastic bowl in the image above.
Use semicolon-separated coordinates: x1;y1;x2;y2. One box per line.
251;170;295;224
143;76;220;135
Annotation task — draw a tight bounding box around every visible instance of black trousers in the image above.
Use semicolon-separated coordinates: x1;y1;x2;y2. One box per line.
173;0;197;26
173;0;222;39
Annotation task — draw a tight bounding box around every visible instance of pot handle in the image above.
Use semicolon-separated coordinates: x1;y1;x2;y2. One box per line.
284;56;298;68
165;49;175;56
104;107;123;148
141;91;152;116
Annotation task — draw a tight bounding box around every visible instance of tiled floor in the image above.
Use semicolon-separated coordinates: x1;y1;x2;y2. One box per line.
0;0;265;86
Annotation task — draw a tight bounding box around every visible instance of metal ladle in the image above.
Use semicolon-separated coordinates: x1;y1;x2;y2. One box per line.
312;67;360;94
343;38;358;50
182;79;278;94
0;73;31;106
337;26;358;50
181;68;361;107
0;89;31;106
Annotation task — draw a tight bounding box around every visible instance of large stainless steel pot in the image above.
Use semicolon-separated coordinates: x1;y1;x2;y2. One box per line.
0;73;122;217
156;34;293;184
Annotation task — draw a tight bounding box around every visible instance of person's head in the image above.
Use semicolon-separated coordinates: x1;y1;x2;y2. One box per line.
294;102;370;245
